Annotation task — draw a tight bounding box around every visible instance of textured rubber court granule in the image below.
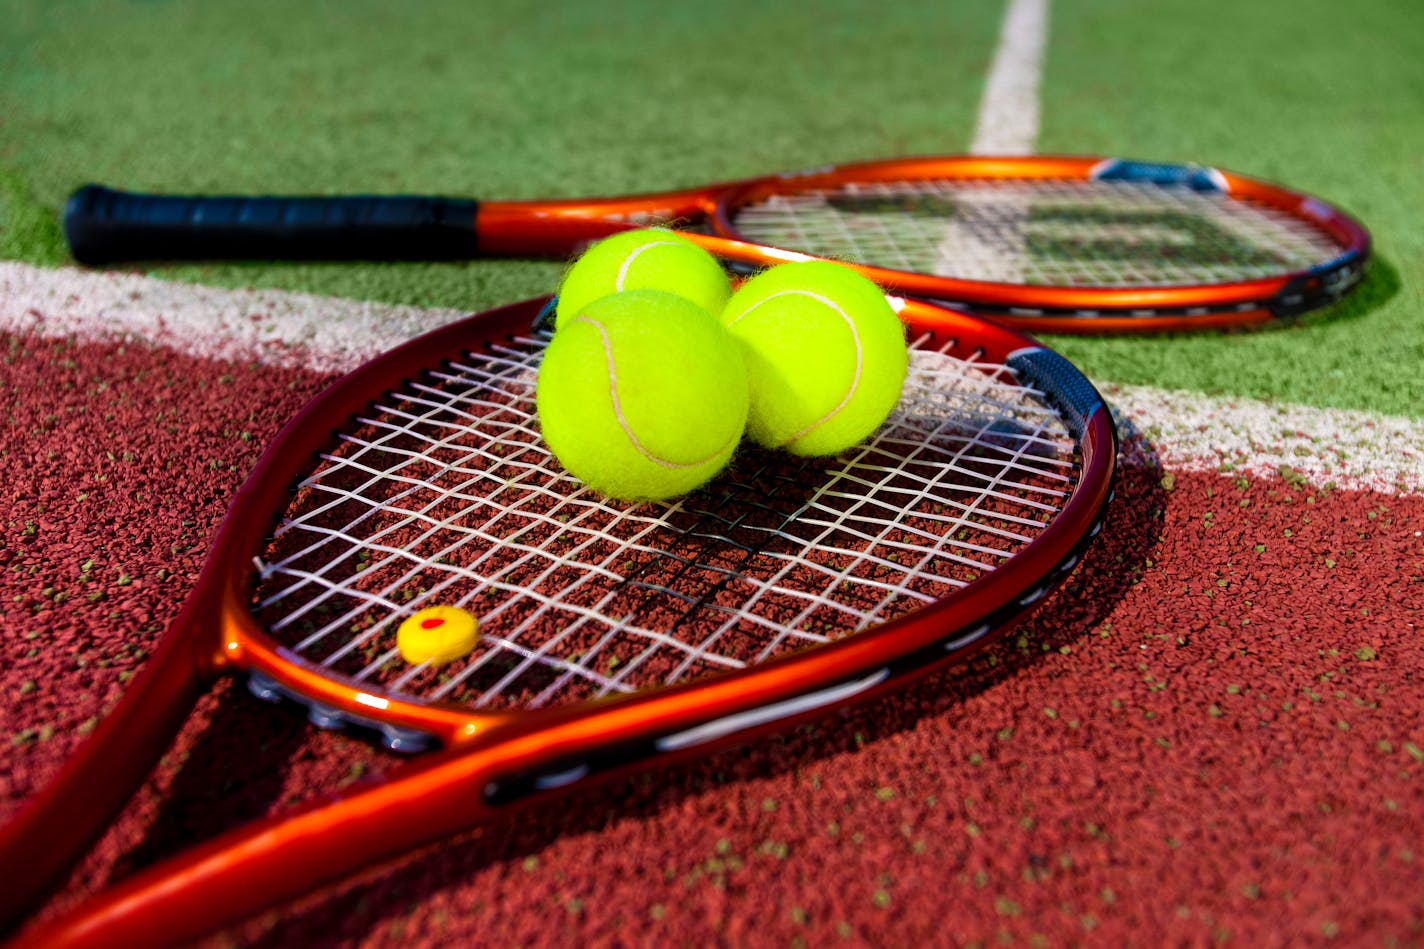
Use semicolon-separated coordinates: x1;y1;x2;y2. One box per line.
216;465;1420;949
201;462;1421;948
3;335;1422;946
0;331;333;907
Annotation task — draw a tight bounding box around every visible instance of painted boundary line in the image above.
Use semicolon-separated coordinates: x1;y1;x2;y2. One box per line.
2;262;1418;494
970;0;1048;156
0;261;466;376
1106;383;1422;495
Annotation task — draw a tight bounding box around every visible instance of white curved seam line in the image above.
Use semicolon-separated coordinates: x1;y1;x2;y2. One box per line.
615;240;681;291
574;314;735;471
729;289;864;448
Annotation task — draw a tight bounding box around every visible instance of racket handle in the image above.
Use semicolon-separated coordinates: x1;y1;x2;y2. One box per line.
64;186;481;264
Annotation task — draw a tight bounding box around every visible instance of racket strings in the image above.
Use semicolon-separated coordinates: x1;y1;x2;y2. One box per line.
730;178;1344;288
251;331;1080;711
679;357;1072;673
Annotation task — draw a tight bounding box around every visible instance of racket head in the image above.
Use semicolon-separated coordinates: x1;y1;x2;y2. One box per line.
478;156;1368;333
692;155;1369;333
2;294;1115;944
205;293;1115;769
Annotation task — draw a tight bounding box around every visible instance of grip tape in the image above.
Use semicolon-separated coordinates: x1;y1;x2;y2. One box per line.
64;185;481;264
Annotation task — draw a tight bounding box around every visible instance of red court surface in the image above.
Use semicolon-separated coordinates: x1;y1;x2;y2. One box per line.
2;325;1421;946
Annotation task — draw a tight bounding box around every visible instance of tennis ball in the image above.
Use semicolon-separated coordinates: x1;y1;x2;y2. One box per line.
397;605;479;666
554;229;731;329
537;289;748;501
719;261;908;457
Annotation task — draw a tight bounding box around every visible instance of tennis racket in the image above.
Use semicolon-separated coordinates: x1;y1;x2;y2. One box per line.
0;293;1115;948
63;154;1370;333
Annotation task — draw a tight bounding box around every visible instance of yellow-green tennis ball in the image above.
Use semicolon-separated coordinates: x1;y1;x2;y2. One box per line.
719;261;908;457
537;289;748;501
554;229;731;329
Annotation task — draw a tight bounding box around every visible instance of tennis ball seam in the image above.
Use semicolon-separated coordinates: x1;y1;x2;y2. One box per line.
615;240;683;291
573;313;741;470
725;288;864;447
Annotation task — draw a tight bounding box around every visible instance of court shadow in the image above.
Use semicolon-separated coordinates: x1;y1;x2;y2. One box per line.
231;415;1170;947
109;679;357;883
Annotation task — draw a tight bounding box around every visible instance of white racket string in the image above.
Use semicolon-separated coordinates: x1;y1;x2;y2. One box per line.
731;178;1343;288
251;329;1082;711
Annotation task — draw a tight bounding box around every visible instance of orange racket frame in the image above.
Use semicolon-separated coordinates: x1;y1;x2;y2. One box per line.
1;295;1114;947
65;155;1370;334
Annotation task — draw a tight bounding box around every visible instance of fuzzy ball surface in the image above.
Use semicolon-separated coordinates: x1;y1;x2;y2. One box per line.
537;289;748;500
719;261;908;456
554;229;731;329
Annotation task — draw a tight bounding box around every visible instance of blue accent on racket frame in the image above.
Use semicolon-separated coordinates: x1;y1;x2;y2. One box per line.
1091;159;1227;193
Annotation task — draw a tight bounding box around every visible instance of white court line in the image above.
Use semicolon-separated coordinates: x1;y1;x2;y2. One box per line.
955;7;1424;493
1105;383;1423;496
941;0;1051;282
0;260;467;375
970;0;1049;156
1;262;1418;494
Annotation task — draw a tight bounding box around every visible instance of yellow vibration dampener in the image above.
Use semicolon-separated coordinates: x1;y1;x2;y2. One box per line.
396;606;479;666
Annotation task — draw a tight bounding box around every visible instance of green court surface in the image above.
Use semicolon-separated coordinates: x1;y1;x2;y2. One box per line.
1040;0;1424;415
2;0;1420;416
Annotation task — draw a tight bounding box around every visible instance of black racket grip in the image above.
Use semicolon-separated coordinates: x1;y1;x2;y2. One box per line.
64;185;482;264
